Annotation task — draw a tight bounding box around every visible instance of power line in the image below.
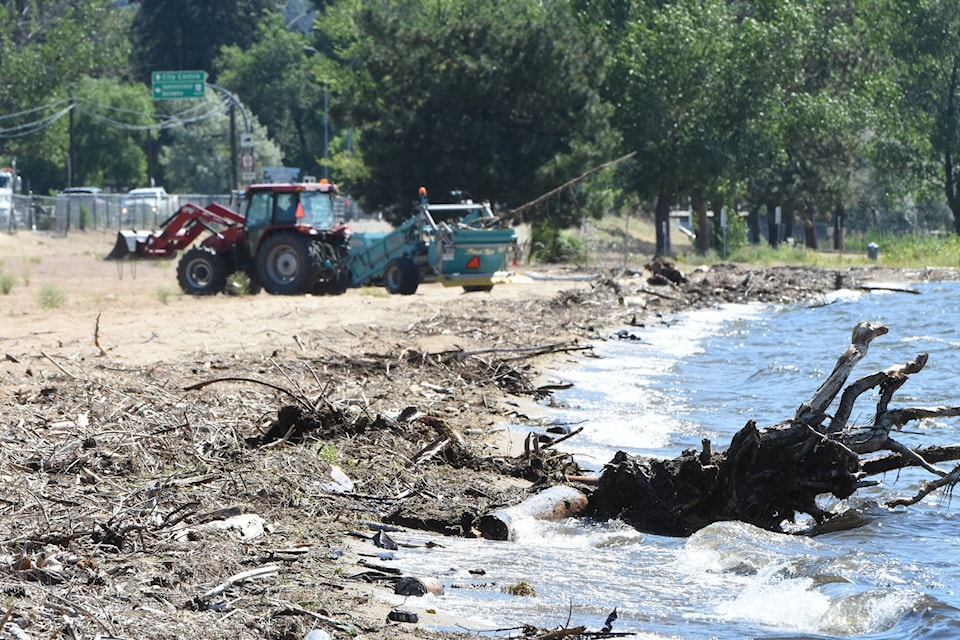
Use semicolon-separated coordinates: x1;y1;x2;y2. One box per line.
0;98;72;122
80;96;216;121
0;95;232;138
0;104;74;138
77;101;227;132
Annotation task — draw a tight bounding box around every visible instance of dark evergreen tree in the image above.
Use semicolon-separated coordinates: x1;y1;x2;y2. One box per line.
343;0;615;221
130;0;274;82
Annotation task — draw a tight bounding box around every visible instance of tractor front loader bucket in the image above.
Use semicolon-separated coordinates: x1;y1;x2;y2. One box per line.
106;230;153;260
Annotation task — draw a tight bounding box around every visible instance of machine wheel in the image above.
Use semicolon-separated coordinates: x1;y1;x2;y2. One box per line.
177;246;227;295
463;285;494;293
383;257;419;295
256;231;317;295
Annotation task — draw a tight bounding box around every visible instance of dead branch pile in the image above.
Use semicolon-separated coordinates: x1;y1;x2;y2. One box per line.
0;334;589;640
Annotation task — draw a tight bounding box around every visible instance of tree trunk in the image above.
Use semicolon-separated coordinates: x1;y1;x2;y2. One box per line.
585;322;960;536
804;217;818;250
766;201;779;247
711;197;724;245
783;206;794;242
946;59;960;235
833;203;845;251
655;183;671;256
748;208;761;245
693;193;709;255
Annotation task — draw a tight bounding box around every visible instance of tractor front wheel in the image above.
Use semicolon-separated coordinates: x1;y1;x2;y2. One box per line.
177;246;227;295
256;231;317;295
383;257;419;295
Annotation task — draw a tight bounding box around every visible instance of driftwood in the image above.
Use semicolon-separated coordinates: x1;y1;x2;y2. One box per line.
586;321;960;536
478;485;589;540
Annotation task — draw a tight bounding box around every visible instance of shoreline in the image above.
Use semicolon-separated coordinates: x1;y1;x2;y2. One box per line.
4;230;960;639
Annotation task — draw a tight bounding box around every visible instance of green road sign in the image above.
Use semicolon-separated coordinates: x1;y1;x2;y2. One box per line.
152;71;207;100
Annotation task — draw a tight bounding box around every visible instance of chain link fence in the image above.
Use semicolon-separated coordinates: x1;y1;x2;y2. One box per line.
2;192;243;235
2;191;355;235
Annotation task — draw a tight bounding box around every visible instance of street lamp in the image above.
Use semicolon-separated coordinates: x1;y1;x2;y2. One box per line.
302;46;330;180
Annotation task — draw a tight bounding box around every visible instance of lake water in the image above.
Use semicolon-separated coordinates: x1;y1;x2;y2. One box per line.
379;280;960;639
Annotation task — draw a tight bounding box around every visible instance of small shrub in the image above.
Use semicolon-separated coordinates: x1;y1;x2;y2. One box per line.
156;287;175;305
79;206;91;230
0;273;13;294
38;285;66;309
317;442;338;463
530;219;587;264
226;272;251;296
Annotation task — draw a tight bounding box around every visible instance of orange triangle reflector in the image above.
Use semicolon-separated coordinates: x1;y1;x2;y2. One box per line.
295;202;305;219
465;255;481;269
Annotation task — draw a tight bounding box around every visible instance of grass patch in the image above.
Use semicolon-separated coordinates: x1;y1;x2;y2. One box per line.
0;273;13;294
852;233;960;267
673;233;960;269
360;286;388;298
552;212;960;269
155;286;178;305
38;284;66;309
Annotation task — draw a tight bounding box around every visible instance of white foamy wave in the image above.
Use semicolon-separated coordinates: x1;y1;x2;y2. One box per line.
509;517;644;550
819;288;865;305
818;588;919;636
683;521;920;636
716;566;830;631
682;520;820;575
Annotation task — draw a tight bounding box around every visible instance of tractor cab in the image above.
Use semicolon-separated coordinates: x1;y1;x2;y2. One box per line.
241;179;341;255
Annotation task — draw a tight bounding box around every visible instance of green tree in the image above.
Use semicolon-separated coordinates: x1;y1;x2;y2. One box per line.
0;0;133;192
885;0;960;234
739;1;878;249
130;0;274;83
599;0;752;256
344;0;615;222
72;78;156;189
217;14;329;180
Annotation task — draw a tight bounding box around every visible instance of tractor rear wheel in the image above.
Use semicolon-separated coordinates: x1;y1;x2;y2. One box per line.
177;246;227;295
383;257;419;295
256;231;318;295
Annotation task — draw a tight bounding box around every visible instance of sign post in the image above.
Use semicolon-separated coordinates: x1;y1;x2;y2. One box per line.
240;133;255;184
151;71;207;100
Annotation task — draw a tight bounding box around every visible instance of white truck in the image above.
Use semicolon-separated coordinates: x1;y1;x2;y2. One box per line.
0;164;22;229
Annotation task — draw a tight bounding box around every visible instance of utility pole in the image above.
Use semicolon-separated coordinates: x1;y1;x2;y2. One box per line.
68;99;75;188
207;84;252;187
323;85;329;180
302;46;330;180
229;104;237;190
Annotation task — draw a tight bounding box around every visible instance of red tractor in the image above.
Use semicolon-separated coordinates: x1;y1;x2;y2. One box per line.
108;180;351;296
